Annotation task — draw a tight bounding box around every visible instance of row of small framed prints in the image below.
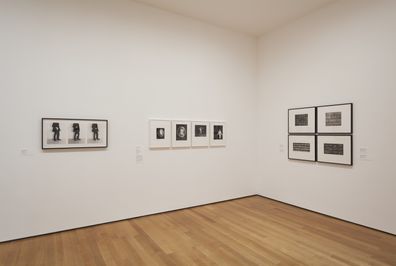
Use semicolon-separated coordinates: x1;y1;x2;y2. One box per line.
289;103;353;134
150;120;226;148
289;135;352;165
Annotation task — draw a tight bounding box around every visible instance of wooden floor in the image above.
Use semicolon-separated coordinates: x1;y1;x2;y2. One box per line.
0;196;395;266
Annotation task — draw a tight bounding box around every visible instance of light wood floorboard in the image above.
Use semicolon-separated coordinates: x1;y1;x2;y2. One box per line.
0;196;395;265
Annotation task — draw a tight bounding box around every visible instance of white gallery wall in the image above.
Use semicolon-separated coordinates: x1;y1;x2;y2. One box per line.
257;0;396;234
0;0;258;241
1;0;395;242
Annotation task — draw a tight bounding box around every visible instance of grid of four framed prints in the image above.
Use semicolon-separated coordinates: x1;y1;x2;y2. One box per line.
150;120;226;148
288;103;353;166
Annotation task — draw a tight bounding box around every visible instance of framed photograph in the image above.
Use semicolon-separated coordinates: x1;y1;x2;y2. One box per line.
210;122;226;147
288;135;316;162
288;107;316;134
42;118;108;149
191;121;209;147
149;120;171;149
172;121;191;148
317;103;352;134
317;135;353;165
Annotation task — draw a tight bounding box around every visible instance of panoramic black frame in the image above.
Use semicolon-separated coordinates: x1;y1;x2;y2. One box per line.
42;118;108;150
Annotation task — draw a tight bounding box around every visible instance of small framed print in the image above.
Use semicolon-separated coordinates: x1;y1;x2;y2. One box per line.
288;107;316;134
288;135;316;162
317;103;352;134
210;122;226;147
317;135;352;165
149;120;171;149
191;121;209;147
42;118;108;149
172;121;191;148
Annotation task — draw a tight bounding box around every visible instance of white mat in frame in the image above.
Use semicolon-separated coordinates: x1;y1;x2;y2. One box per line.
317;103;352;134
288;107;316;134
317;135;353;165
172;121;191;148
191;121;209;147
210;122;226;147
288;135;316;162
149;120;171;148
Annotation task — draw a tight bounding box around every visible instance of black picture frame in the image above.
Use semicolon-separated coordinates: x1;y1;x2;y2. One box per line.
288;106;317;134
42;118;108;150
316;135;353;166
288;135;317;162
316;103;353;134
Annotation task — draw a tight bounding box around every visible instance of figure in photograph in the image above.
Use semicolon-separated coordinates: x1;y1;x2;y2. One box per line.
214;125;223;140
52;122;61;141
72;123;80;141
156;128;165;139
195;125;207;137
92;123;100;141
176;124;187;141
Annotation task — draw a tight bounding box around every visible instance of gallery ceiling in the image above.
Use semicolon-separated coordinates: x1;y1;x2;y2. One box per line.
133;0;337;36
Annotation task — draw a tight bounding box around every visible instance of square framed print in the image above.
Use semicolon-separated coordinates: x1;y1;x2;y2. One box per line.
172;121;191;148
317;103;352;134
288;135;316;162
149;120;171;149
86;120;107;147
210;122;226;147
317;135;352;165
191;121;209;147
42;118;108;149
288;107;316;134
42;119;68;148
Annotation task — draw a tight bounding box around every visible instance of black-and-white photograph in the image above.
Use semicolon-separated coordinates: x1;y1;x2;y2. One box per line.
288;107;316;134
195;125;207;137
293;142;311;152
317;135;352;165
68;122;86;145
44;120;67;146
87;121;106;145
325;112;342;126
92;123;100;141
150;120;171;148
176;124;188;141
295;114;308;126
210;122;226;147
43;121;67;145
73;123;80;141
288;135;316;162
172;121;191;147
317;103;352;133
156;128;165;139
191;121;209;147
42;118;108;149
52;122;61;142
324;143;344;155
213;125;223;140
